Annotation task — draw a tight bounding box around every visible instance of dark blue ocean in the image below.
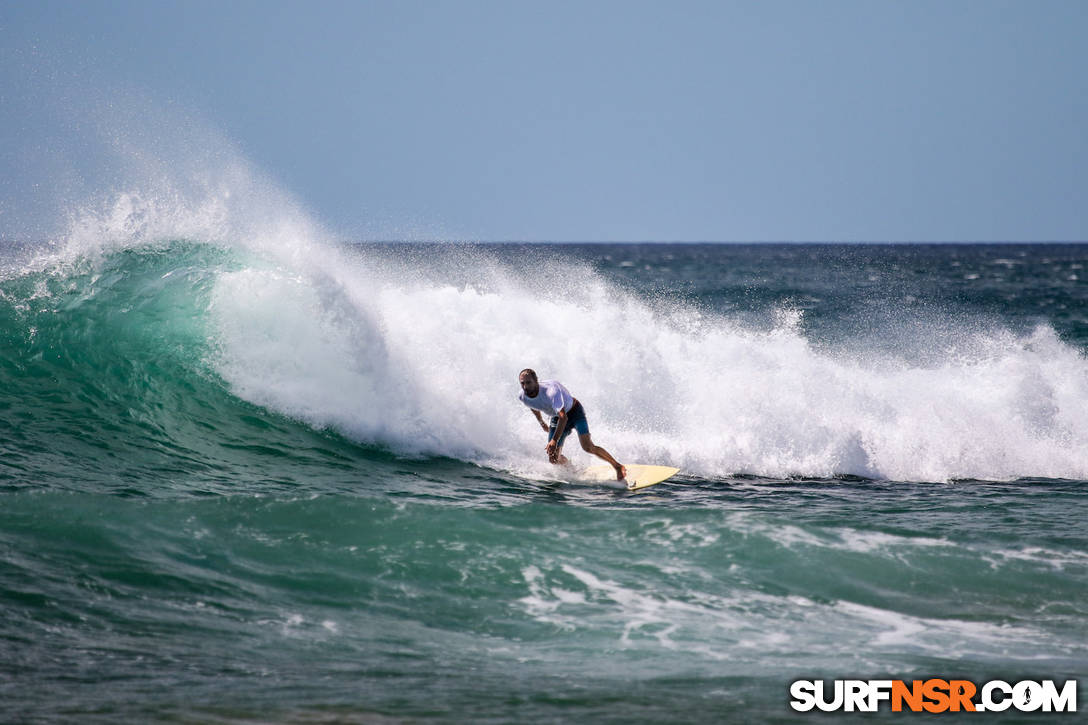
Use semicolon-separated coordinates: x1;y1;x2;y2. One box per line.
2;227;1086;721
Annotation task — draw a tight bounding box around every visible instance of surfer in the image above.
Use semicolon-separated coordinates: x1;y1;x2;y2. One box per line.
518;369;627;480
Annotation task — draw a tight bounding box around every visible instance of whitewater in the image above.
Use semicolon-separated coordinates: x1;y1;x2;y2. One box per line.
207;236;1088;483
17;182;1088;485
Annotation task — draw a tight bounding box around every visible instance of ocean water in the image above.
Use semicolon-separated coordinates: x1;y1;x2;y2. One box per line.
2;206;1087;721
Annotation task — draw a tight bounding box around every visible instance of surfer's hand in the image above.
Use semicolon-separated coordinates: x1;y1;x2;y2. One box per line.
546;440;558;462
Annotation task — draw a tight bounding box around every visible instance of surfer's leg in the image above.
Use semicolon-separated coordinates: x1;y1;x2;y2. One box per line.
578;434;626;480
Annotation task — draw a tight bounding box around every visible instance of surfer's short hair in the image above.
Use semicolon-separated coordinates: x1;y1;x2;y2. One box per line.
519;368;537;381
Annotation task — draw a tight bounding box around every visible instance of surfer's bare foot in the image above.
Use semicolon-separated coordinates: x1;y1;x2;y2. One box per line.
614;464;626;481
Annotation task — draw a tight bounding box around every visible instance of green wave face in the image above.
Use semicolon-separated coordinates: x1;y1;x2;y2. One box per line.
0;243;385;497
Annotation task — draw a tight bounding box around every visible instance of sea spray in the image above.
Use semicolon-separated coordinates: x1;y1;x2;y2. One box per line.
5;97;1088;485
9;85;1083;484
9;203;1088;483
199;241;1088;482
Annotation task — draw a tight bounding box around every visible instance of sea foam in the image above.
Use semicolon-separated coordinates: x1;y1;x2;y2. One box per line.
28;101;1088;484
206;239;1088;483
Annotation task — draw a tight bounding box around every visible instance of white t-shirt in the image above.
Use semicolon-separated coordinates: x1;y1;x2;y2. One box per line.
519;379;574;418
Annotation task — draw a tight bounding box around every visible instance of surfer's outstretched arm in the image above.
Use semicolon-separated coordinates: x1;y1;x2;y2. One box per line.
531;409;548;432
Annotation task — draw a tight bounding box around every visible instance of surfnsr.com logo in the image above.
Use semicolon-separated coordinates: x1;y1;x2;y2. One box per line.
790;679;1078;713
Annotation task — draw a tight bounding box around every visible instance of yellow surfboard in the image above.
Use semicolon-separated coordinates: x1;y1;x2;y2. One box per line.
581;464;680;491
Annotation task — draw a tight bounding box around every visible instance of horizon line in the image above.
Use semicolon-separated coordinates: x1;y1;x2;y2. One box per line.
348;239;1088;245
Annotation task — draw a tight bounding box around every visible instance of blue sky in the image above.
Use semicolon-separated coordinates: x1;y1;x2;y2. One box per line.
2;0;1086;242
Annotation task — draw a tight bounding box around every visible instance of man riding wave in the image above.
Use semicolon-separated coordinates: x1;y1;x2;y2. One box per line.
518;368;626;481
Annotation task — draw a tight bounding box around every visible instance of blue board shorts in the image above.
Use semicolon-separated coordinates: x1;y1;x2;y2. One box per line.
548;400;590;447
